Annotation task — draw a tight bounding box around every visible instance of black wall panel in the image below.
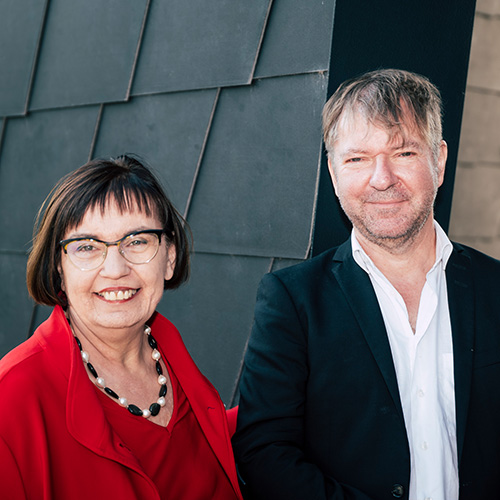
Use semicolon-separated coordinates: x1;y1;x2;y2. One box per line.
29;0;148;110
0;0;47;116
158;252;271;403
132;0;271;95
0;107;99;251
93;90;218;212
254;0;335;78
0;254;32;356
187;73;327;259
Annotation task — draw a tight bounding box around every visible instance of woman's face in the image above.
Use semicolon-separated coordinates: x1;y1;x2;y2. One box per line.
58;199;175;337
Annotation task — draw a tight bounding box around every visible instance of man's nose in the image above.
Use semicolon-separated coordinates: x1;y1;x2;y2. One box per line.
369;156;398;190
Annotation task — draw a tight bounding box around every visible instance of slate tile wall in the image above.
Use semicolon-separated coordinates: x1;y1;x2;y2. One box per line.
0;0;47;116
0;0;335;404
30;0;148;110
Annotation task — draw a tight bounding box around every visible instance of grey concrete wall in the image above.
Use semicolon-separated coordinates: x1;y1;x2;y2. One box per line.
450;0;500;256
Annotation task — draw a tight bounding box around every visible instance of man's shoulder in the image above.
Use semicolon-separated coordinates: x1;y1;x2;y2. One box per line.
451;241;500;271
269;244;348;286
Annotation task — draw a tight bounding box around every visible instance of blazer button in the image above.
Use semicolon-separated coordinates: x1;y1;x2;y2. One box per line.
391;484;404;498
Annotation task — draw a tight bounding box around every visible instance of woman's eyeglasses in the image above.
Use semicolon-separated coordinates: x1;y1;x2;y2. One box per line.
60;229;164;271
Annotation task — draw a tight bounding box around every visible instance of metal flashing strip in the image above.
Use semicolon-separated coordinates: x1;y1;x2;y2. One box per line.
248;0;275;84
24;0;51;115
88;104;104;161
126;0;152;102
0;118;6;162
183;88;221;220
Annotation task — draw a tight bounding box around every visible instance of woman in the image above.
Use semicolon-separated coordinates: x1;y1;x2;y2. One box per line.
0;156;242;499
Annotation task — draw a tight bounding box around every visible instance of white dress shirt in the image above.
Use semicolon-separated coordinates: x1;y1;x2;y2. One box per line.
351;221;458;500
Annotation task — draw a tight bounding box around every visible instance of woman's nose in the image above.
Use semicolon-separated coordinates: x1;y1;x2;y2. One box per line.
99;245;131;277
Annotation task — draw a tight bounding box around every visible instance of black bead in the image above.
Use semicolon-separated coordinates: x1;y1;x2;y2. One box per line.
156;361;163;375
147;335;157;349
159;384;167;397
128;404;143;416
149;403;161;416
87;362;98;379
104;387;119;399
75;337;82;350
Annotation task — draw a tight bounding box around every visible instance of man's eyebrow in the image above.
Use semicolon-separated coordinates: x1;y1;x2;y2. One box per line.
391;140;423;150
337;140;423;158
339;148;370;157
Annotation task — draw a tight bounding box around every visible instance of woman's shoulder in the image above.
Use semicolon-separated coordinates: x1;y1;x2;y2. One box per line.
0;307;69;396
0;337;49;437
150;310;183;346
0;335;45;384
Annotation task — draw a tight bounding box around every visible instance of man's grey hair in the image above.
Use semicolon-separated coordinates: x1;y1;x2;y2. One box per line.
322;69;443;162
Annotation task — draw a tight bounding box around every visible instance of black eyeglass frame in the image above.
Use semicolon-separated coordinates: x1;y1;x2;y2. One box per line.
59;229;165;269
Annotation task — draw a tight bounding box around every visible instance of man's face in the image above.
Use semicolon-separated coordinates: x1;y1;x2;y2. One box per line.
328;111;447;250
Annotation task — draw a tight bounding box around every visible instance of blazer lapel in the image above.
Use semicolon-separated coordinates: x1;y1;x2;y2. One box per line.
331;241;404;421
446;244;475;464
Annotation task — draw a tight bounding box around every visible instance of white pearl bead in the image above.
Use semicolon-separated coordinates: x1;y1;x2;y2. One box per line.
144;325;151;335
157;396;166;406
152;349;161;361
81;351;89;363
119;397;128;407
142;409;151;418
158;375;167;385
96;377;106;388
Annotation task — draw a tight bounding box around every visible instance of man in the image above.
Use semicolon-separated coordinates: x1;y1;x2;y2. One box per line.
232;69;500;500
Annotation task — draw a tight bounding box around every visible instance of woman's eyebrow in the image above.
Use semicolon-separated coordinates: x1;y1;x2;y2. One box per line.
64;227;152;240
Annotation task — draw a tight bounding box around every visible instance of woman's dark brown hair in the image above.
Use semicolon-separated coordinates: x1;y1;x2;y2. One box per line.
27;155;190;306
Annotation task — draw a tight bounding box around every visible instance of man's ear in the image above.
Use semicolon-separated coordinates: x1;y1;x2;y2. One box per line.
327;156;339;196
436;140;448;188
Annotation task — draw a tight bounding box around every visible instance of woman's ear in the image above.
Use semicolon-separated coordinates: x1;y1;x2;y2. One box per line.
164;245;176;282
57;264;65;291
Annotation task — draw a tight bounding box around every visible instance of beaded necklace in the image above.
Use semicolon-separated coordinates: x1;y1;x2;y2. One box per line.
73;325;168;418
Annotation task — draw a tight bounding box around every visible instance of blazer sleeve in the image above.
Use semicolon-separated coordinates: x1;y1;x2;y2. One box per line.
0;435;28;499
232;273;374;500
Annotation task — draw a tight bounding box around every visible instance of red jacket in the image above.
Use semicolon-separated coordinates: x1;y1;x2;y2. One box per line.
0;306;242;499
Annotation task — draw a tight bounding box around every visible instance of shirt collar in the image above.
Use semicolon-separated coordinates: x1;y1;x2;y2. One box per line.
351;220;453;275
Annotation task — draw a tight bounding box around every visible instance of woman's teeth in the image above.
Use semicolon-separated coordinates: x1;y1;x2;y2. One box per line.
99;289;137;301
